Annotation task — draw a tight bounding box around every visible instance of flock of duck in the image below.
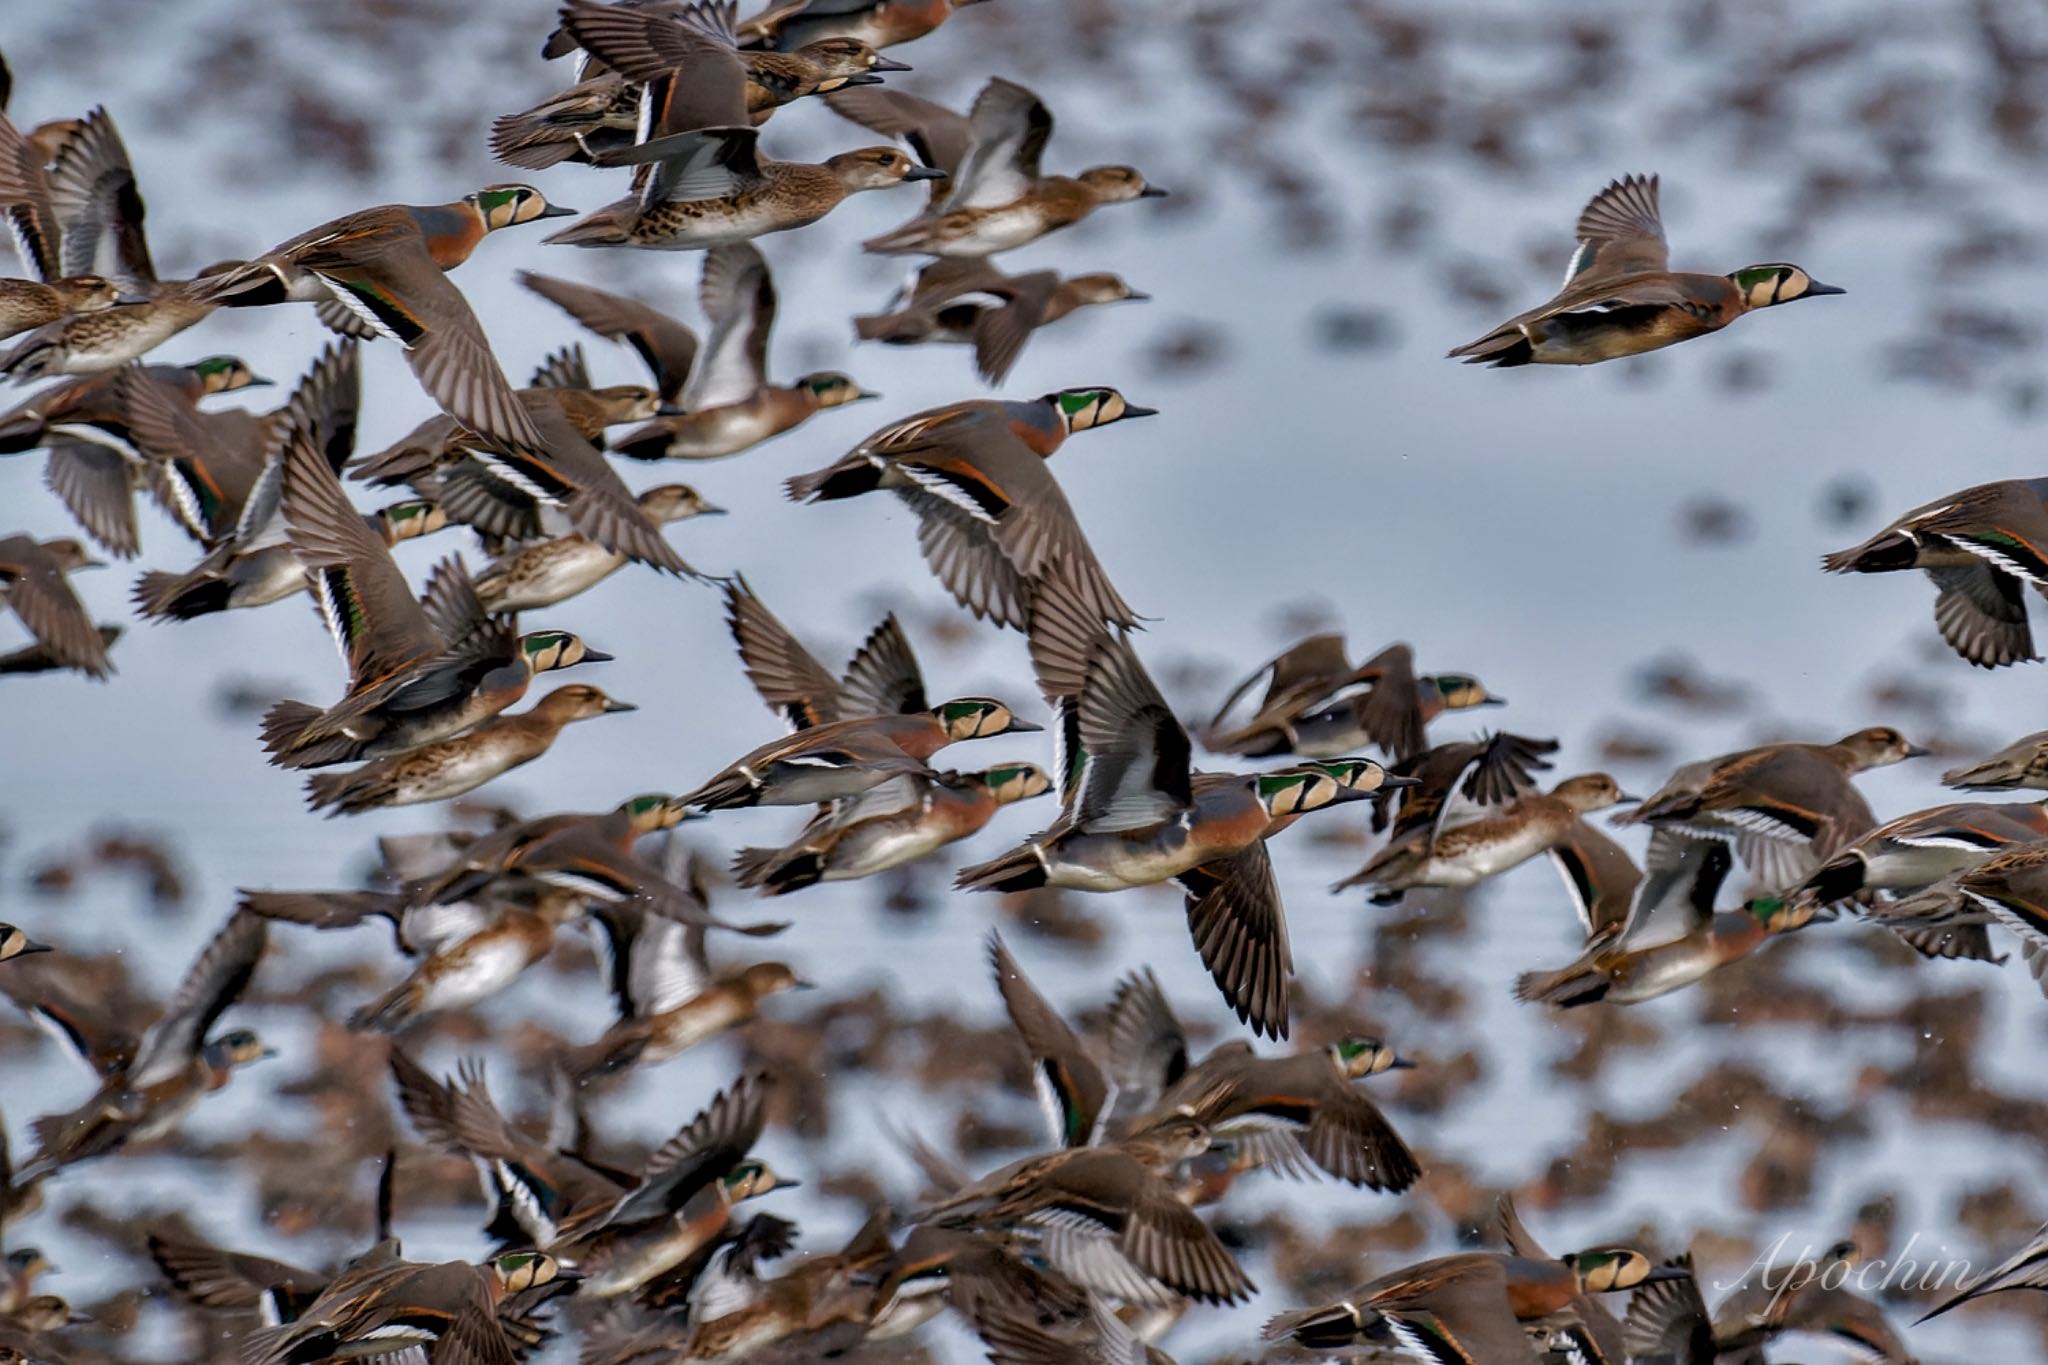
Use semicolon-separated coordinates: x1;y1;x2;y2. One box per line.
1;1;2048;1362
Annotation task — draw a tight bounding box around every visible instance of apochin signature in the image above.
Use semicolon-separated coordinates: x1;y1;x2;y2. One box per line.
1716;1232;1980;1305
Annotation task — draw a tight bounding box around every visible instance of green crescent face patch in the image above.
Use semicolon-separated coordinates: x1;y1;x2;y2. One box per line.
1730;265;1787;292
1333;1036;1379;1063
522;630;574;659
1056;387;1105;416
1255;772;1311;804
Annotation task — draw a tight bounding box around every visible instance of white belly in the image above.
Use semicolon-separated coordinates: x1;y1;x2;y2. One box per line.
421;934;542;1011
1863;841;1992;891
1043;828;1201;891
1421;824;1553;886
931;204;1051;256
824;820;954;880
484;543;622;611
390;746;525;806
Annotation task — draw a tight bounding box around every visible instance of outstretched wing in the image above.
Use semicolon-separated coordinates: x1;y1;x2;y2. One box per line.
1563;172;1667;285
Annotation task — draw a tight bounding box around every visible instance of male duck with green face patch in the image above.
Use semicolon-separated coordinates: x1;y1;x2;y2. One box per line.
600;244;880;463
1450;173;1843;366
784;384;1155;631
733;761;1053;895
1824;475;2048;668
957;570;1409;1039
258;430;612;770
191;183;572;454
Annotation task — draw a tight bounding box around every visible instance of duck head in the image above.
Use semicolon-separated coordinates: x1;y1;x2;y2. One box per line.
53;275;121;312
1255;765;1376;818
1294;757;1417;795
493;1250;571;1293
469;184;576;230
1078;165;1168;201
740;961;813;997
1834;725;1929;770
190;355;271;394
1048;385;1157;433
1565;1248;1683;1293
204;1027;278;1073
1745;896;1818;934
39;538;103;573
1554;773;1636;814
722;1159;800;1201
796;36;906;77
829;146;945;191
1062;272;1149;306
1330;1035;1414;1078
618;793;696;833
971;762;1053;804
586;382;664;424
1425;672;1505;711
1727;263;1844;309
796;371;879;408
0;924;52;962
519;630;612;675
931;698;1041;741
537;683;635;723
371;499;449;544
636;483;725;522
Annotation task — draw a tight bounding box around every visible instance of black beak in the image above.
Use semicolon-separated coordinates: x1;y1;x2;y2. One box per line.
1806;280;1846;296
1643;1265;1692;1284
1122;289;1151;302
841;73;886;87
1380;774;1421;788
695;502;727;516
871;55;913;71
538;202;578;219
1388;1055;1417;1070
602;699;637;713
1478;695;1507;707
19;939;53;955
1903;744;1933;759
904;166;948;182
655;403;689;417
244;375;276;388
1139;185;1170;199
793;978;818;990
580;648;616;664
1006;718;1045;733
1614;792;1642;804
1122;404;1159;418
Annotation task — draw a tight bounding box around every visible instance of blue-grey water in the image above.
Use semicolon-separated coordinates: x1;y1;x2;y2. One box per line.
4;0;2048;1358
